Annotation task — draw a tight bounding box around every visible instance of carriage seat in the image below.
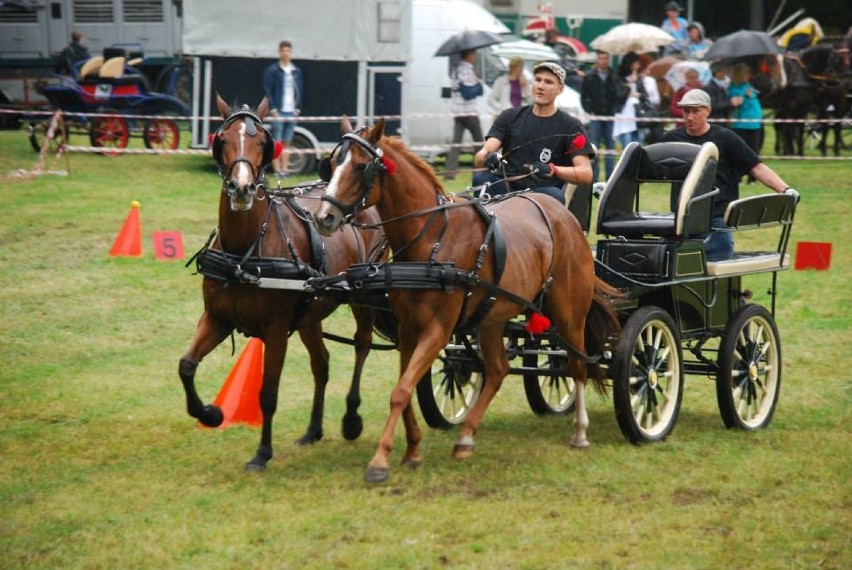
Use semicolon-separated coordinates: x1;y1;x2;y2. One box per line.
78;56;104;79
705;193;797;276
596;141;719;239
563;183;593;233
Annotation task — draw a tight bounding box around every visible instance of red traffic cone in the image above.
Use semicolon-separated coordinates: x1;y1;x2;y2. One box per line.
109;201;143;257
211;338;264;428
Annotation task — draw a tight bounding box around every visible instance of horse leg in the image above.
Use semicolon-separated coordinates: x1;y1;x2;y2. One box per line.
452;324;509;460
293;322;328;446
364;325;446;483
178;312;232;427
341;306;375;441
245;329;288;472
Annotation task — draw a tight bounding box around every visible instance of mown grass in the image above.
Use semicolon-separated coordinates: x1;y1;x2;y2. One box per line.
0;127;850;570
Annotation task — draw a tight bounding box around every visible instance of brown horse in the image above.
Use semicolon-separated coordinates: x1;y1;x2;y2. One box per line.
315;118;620;483
178;96;386;472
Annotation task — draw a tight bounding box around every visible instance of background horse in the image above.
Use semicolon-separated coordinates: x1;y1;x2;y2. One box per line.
761;43;851;156
178;96;386;472
315;118;620;483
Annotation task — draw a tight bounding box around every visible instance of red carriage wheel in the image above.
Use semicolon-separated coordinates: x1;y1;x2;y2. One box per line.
143;117;180;150
89;110;129;156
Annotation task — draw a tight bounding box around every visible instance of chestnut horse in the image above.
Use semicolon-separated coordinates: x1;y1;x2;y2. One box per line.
315;118;620;483
178;96;386;472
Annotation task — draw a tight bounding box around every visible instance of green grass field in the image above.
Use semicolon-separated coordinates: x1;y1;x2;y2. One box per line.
1;127;850;569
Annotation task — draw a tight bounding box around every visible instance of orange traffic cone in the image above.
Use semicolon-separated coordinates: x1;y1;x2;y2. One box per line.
211;338;264;428
109;201;143;257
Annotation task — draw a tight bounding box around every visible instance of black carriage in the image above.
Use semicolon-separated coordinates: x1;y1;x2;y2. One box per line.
392;141;796;444
26;47;189;155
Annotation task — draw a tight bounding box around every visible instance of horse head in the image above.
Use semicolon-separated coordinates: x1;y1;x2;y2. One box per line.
316;117;388;235
212;94;275;211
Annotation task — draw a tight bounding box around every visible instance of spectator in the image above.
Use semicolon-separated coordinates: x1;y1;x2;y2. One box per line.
728;64;763;184
661;2;689;55
487;57;530;116
473;61;595;204
612;52;642;150
637;54;662;143
682;22;713;60
581;51;628;182
669;67;704;126
705;67;733;124
262;40;303;178
57;31;90;76
444;49;484;180
660;89;796;261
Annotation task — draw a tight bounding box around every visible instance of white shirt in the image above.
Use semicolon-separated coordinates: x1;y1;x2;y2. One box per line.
280;63;295;113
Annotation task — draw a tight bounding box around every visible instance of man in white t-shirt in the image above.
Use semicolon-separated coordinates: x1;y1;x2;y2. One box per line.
262;40;304;177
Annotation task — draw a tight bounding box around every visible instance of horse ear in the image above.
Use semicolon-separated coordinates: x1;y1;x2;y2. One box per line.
368;118;386;143
257;97;270;120
341;115;353;134
216;93;232;119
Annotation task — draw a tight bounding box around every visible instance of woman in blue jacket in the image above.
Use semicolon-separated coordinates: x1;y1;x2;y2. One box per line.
728;64;763;184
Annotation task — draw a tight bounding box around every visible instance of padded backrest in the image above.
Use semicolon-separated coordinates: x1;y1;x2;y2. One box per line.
99;57;125;78
78;56;104;78
596;141;719;238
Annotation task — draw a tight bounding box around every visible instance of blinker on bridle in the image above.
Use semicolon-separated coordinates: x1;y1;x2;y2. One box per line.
319;131;388;221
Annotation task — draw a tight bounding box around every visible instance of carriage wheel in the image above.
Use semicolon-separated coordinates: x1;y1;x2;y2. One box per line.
286;132;318;175
716;304;782;430
89;110;129;156
522;336;575;415
612;306;684;444
28;119;68;154
143;117;180;150
416;343;483;429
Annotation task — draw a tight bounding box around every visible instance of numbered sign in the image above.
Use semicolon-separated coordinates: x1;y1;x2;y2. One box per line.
152;231;185;261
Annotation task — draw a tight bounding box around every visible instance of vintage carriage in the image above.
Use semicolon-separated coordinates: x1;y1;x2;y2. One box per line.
26;47;189;155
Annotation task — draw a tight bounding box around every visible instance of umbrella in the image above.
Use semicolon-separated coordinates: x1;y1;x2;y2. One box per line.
590;23;675;55
704;30;781;61
434;29;504;57
664;60;711;90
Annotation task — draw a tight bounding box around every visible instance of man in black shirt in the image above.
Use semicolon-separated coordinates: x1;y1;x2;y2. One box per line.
661;89;798;260
473;62;595;204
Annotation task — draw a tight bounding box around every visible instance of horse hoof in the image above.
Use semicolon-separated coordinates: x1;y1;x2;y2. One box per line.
452;443;475;460
199;405;224;428
401;457;422;470
244;459;267;473
364;465;389;484
342;413;363;441
294;431;323;446
569;438;590;449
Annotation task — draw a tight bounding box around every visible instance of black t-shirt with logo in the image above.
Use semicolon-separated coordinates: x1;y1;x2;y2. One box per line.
486;105;594;191
661;124;760;216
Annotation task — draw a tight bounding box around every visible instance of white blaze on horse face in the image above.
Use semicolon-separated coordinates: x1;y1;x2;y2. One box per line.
320;150;354;225
234;121;251;188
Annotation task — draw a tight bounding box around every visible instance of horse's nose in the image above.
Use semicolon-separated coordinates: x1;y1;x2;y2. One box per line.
317;211;339;236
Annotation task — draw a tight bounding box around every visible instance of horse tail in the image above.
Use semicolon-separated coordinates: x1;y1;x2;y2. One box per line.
584;276;623;395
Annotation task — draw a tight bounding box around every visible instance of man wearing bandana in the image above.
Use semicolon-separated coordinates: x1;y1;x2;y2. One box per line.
473;61;595;204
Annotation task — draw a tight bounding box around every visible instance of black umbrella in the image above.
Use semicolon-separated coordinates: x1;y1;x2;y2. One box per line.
434;29;504;57
704;30;781;61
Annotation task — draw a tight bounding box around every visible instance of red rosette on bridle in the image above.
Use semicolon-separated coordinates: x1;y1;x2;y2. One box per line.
273;141;284;159
382;156;397;175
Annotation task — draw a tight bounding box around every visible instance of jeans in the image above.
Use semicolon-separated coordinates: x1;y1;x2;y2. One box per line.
705;215;735;261
471;171;565;204
270;111;296;143
586;119;615;183
617;130;640;149
445;115;482;178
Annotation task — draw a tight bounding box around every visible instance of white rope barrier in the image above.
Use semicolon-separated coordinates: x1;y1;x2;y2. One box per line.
5;108;850;161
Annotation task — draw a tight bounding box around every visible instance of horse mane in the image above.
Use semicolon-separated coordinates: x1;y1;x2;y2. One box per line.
380;135;448;198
